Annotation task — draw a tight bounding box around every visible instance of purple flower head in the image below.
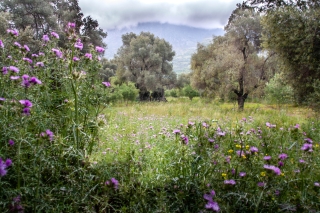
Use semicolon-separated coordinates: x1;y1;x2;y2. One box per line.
208;138;215;143
102;81;111;87
304;138;313;143
250;146;259;153
43;34;50;42
188;121;195;126
301;143;313;151
173;129;181;134
22;107;31;115
278;161;284;167
10;76;20;80
19;100;33;108
46;129;54;141
68;22;76;28
74;40;83;50
73;56;80;61
7;29;19;36
14;42;21;48
9;139;14;146
0;158;12;176
85;53;92;60
51;32;59;39
266;122;276;128
9;66;19;73
23;57;32;64
95;46;105;53
36;62;44;67
264;165;281;175
205;201;220;212
39;52;45;56
29;76;42;85
0;40;4;48
0;97;5;103
110;177;119;189
278;153;288;160
217;130;226;136
294;124;300;129
32;54;38;57
204;190;219;212
23;45;30;52
264;156;271;160
257;182;266;187
181;135;189;145
21;74;31;88
2;67;8;75
202;122;209;128
315;182;320;187
239;172;246;177
52;48;63;58
299;159;306;164
224;179;236;185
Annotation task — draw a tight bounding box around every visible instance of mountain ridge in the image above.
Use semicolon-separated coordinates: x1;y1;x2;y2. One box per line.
104;22;225;73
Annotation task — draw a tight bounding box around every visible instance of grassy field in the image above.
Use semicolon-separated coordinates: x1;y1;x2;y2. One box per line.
90;98;319;212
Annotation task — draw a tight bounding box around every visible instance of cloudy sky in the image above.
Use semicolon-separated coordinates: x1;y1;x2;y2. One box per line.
79;0;242;30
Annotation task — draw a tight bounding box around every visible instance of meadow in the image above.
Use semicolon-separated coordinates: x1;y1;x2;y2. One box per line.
0;25;319;213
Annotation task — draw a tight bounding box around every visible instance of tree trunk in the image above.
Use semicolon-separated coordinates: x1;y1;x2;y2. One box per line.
237;94;246;111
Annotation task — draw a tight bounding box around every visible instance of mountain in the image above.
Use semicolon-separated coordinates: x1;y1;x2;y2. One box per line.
104;22;225;74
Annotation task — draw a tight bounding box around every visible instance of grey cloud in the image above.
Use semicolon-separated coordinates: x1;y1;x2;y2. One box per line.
79;0;241;30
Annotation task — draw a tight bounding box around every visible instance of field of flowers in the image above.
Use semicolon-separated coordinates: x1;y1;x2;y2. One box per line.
92;101;320;212
0;23;319;212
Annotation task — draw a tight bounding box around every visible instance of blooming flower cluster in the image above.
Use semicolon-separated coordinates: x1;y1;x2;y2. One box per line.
105;177;119;189
0;158;12;176
203;190;220;212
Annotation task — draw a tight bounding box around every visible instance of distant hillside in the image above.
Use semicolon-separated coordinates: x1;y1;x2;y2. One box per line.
104;22;224;74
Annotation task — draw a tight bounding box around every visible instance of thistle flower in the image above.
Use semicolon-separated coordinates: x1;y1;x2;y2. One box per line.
278;153;288;160
23;45;30;52
301;143;313;152
102;82;111;87
68;22;76;28
0;40;4;48
264;156;271;160
73;57;80;61
2;67;8;75
22;57;32;64
95;46;105;53
173;129;180;134
9;139;14;146
7;29;19;36
250;146;259;153
224;179;236;185
203;190;220;212
51;32;59;39
0;158;12;176
264;165;281;175
74;40;83;50
14;42;21;48
36;62;44;67
85;53;92;60
43;34;50;42
52;48;63;58
19;100;33;108
9;66;19;73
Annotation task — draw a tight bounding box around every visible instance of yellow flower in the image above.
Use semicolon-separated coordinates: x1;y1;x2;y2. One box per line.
245;145;249;150
281;172;285;176
260;172;266;177
227;149;234;153
222;173;227;177
315;144;319;148
236;144;241;148
242;155;247;159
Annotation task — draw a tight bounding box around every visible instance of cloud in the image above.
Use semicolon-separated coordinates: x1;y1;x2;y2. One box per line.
78;0;241;30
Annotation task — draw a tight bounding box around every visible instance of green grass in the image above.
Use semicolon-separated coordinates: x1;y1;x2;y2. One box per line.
89;100;319;212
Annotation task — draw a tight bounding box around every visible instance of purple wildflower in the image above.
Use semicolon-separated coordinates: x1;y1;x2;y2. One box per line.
9;139;14;146
173;129;181;134
10;76;20;80
73;56;80;61
181;135;189;145
14;42;21;48
9;66;19;73
95;46;105;53
52;48;63;58
264;165;281;175
43;34;50;42
224;179;236;185
278;161;284;167
315;182;320;187
257;182;266;187
22;107;31;115
204;190;220;212
22;57;32;64
106;177;119;189
74;40;83;50
84;53;92;59
299;159;306;164
239;172;246;177
294;124;300;129
2;67;8;75
301;143;313;151
102;82;111;87
39;52;45;56
0;40;4;48
23;45;30;52
266;122;276;128
0;158;12;176
51;32;59;39
304;138;313;143
29;77;42;85
263;156;271;160
32;54;38;57
36;62;44;67
208;138;215;143
19;100;33;108
0;97;5;102
7;29;19;36
278;153;288;160
250;146;259;153
68;22;76;28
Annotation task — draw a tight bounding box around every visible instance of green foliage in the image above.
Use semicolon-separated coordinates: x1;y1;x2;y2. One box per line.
182;85;199;100
0;23;113;212
265;73;294;105
119;82;139;104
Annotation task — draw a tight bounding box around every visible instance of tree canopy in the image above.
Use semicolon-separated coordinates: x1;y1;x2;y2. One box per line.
115;32;176;101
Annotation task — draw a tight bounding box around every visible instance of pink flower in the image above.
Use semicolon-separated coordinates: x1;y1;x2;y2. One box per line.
95;46;105;53
102;82;111;87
